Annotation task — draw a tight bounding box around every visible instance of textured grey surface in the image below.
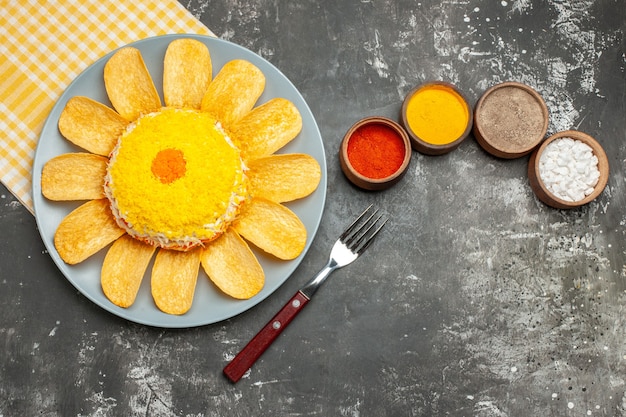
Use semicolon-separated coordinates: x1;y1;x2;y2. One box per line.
1;0;625;416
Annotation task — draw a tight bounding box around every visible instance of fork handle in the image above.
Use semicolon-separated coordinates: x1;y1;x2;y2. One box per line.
223;291;310;383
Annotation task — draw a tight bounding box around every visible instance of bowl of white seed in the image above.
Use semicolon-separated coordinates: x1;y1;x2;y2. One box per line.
528;130;609;209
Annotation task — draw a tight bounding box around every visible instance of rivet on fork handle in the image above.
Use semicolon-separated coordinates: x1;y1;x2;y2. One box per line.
223;205;388;383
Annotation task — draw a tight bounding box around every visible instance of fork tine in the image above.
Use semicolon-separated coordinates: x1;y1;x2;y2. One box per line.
353;215;388;254
341;205;388;254
338;204;375;243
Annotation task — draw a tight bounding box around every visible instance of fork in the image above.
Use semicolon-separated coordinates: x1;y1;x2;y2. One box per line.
223;205;388;383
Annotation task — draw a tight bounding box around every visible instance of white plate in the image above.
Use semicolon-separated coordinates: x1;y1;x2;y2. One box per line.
32;34;327;328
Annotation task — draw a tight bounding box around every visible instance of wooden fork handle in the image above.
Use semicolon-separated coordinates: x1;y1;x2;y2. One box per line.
223;291;310;383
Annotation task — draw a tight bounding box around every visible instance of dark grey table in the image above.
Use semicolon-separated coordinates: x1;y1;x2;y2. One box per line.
1;1;625;415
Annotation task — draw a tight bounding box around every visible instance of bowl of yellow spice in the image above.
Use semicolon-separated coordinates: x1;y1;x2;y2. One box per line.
400;81;473;155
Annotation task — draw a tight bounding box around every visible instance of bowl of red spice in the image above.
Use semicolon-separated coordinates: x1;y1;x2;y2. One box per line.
339;116;412;191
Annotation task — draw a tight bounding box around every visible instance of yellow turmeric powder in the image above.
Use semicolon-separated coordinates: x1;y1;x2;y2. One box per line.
405;84;469;145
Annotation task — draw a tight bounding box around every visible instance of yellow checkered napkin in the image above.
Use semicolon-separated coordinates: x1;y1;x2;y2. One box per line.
0;1;213;213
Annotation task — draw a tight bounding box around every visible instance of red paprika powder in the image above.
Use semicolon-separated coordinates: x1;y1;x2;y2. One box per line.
346;123;405;179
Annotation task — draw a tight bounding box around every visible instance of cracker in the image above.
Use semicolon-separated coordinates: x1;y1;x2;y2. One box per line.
41;153;107;201
248;153;321;203
200;59;265;128
163;38;212;109
58;96;127;156
201;229;264;299
151;248;201;315
104;47;161;121
233;198;306;260
101;235;156;308
231;98;302;160
54;199;125;265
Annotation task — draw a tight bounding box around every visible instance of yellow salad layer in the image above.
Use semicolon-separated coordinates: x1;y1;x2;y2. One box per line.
104;108;248;250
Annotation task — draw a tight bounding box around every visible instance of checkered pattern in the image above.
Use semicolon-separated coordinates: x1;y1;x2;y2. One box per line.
0;0;212;213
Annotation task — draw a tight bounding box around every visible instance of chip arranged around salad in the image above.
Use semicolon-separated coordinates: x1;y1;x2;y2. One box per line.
41;38;321;315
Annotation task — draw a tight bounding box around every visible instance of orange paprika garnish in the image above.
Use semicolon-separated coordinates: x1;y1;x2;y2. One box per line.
151;148;187;184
